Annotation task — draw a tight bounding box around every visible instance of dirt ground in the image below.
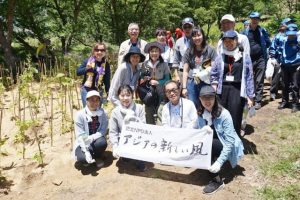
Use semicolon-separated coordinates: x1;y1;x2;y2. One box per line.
0;84;295;200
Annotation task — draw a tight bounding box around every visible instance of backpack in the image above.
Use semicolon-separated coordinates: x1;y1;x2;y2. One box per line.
137;81;159;106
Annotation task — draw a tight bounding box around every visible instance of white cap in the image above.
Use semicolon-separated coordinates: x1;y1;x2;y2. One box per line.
86;90;100;100
221;14;235;22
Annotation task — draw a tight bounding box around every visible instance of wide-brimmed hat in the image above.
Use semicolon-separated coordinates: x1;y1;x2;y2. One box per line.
286;23;298;36
144;42;165;54
86;90;100;100
123;45;146;63
199;85;216;97
249;12;261;19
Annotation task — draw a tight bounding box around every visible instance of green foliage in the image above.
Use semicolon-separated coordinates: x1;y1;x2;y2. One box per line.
258;184;300;200
32;152;44;165
14;120;34;144
258;113;300;200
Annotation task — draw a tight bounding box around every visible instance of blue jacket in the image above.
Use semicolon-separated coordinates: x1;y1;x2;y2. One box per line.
269;32;285;63
280;36;300;66
211;53;255;99
242;25;271;61
197;109;244;168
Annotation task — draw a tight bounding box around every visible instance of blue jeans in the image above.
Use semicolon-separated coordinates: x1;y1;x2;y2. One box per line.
187;79;207;108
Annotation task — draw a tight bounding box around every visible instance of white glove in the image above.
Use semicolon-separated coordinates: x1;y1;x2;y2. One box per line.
85;150;95;164
112;145;120;159
124;114;140;125
208;161;222;173
88;133;103;142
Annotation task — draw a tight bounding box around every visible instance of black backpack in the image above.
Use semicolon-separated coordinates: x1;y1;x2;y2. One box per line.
137;81;159;106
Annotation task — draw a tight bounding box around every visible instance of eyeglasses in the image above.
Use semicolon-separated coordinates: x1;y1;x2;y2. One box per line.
165;88;179;95
94;48;106;52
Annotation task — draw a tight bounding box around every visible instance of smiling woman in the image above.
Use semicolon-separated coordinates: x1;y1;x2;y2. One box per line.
76;42;111;107
108;45;145;106
109;85;147;172
140;41;170;125
181;27;217;108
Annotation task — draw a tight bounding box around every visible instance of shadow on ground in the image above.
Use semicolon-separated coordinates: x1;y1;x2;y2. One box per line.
115;158;245;187
74;151;114;176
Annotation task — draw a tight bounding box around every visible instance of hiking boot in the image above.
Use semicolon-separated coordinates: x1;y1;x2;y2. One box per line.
203;178;225;194
254;102;261;110
95;159;105;168
270;93;276;101
291;104;299;113
278;102;289;109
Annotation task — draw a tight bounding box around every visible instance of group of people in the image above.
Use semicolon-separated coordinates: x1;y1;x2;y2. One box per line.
73;12;300;195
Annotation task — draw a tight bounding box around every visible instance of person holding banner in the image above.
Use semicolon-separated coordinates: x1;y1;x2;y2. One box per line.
73;90;108;168
109;85;147;171
197;85;244;194
161;80;198;128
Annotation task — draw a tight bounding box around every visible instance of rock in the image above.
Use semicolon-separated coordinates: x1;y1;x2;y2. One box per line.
52;179;63;186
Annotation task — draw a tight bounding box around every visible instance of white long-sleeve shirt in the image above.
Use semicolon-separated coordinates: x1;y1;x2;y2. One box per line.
161;97;198;129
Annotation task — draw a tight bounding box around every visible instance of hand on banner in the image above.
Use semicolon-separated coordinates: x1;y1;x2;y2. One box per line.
203;125;213;135
208;161;221;173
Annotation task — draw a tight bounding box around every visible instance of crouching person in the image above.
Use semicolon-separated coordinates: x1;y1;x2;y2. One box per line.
109;85;147;172
197;85;244;194
73;90;108;168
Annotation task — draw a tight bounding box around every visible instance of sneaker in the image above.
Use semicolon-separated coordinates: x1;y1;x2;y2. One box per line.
82;162;91;167
278;102;289;109
254;102;261;110
95;159;105;168
270;93;276;101
203;178;225;194
136;161;146;172
291;105;299;113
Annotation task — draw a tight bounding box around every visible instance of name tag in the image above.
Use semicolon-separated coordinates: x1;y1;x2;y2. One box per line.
225;75;234;82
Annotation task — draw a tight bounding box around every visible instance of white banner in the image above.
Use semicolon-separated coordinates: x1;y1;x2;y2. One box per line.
117;122;213;169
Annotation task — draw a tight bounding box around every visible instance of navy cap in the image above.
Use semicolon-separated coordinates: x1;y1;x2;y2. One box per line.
199;85;216;97
222;30;238;40
281;18;295;26
249;12;261;18
285;23;298;36
182;17;194;26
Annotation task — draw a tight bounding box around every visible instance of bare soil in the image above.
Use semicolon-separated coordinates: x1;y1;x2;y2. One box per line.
0;84;295;200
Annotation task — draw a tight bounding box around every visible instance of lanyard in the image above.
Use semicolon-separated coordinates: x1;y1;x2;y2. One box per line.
228;56;235;75
169;98;183;128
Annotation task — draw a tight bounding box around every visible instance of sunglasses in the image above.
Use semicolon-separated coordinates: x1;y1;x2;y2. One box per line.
94;48;106;52
183;25;193;30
